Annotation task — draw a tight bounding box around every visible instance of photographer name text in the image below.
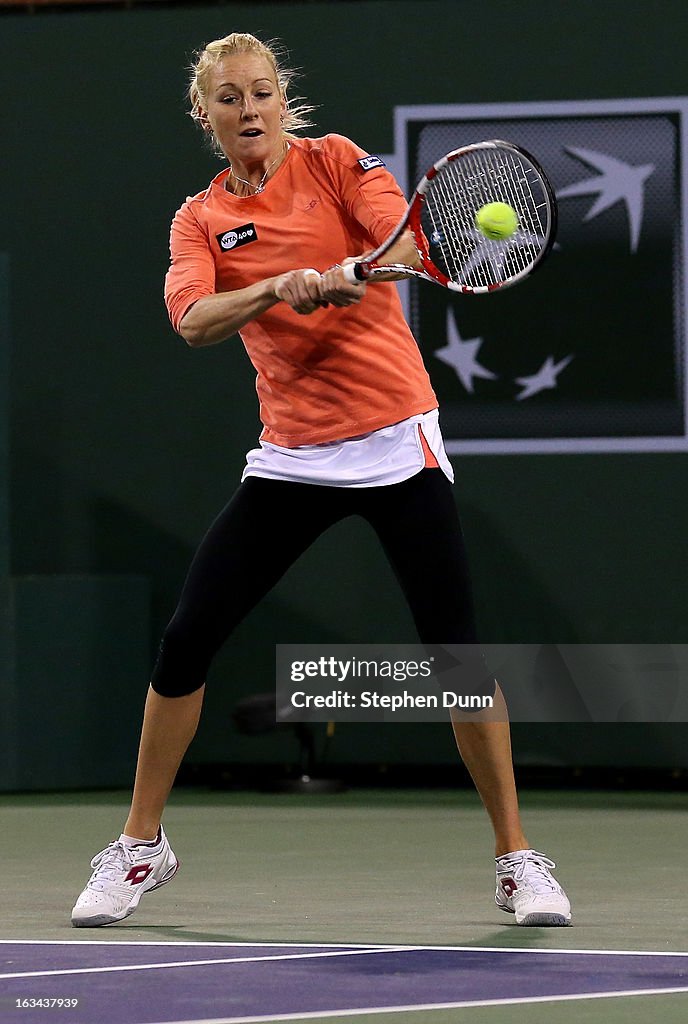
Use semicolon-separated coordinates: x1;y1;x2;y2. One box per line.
289;690;493;711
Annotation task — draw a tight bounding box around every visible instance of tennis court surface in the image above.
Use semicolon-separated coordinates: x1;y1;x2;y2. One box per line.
1;788;686;1024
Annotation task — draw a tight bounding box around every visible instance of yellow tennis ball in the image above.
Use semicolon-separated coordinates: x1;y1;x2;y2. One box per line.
475;202;519;240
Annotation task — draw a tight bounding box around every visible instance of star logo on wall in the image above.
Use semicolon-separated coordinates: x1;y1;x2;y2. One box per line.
557;147;654;253
515;354;574;401
434;309;497;393
435;309;574;401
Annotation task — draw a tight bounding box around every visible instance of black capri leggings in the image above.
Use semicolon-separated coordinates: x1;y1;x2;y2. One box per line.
151;468;479;697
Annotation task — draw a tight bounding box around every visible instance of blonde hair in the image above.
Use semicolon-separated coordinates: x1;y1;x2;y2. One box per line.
188;32;316;156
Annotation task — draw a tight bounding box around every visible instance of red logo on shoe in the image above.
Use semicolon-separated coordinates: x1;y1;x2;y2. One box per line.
125;864;153;886
500;877;518;898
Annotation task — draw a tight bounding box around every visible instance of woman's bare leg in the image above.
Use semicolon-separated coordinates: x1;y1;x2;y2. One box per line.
450;684;528;857
123;684;205;840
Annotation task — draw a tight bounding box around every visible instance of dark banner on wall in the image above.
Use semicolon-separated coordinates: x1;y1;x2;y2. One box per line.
276;644;688;723
383;98;688;454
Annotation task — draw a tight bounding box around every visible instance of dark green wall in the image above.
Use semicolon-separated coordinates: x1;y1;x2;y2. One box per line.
1;1;687;775
0;257;14;785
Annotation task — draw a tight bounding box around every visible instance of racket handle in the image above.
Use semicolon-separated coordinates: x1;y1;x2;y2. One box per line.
342;262;366;285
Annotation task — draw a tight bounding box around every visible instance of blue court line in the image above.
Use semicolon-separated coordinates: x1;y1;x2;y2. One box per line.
2;940;687;954
0;945;419;980
1;942;687;1024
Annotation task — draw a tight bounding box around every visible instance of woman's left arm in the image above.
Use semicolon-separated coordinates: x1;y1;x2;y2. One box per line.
315;137;420;299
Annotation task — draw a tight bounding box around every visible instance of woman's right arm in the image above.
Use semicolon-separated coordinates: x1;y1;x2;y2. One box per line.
179;279;281;347
179;268;339;347
166;204;334;347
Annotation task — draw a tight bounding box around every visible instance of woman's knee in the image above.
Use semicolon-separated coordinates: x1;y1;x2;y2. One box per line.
150;615;219;697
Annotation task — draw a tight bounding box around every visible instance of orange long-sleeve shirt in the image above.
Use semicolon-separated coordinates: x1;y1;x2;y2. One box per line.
164;134;437;447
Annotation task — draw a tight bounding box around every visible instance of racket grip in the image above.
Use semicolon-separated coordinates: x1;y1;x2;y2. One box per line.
342;262;366;285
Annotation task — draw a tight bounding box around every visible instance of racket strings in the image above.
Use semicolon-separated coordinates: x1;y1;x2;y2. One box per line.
487;148;548;260
421;146;551;288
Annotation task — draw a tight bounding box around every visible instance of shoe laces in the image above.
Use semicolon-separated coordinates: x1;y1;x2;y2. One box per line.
88;841;137;891
499;850;560;894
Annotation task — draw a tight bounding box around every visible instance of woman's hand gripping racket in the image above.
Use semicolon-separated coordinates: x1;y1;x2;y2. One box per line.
342;139;557;295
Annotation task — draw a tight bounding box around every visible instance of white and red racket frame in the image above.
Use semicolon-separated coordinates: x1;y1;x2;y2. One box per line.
342;139;558;295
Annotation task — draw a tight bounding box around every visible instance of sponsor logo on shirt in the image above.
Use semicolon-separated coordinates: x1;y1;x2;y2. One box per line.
357;155;386;172
216;223;258;251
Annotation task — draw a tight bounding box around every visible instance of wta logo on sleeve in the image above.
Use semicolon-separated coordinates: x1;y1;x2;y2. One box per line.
357;155;386;172
216;223;258;251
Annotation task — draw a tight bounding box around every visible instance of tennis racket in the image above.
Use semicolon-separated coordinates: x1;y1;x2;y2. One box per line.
342;139;557;295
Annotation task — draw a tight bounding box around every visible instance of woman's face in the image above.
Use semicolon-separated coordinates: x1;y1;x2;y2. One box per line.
202;53;286;165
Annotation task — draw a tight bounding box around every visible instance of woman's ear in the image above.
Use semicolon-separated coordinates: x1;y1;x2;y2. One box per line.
198;107;213;133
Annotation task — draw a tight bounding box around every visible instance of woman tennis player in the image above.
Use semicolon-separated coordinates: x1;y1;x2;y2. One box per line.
71;32;571;929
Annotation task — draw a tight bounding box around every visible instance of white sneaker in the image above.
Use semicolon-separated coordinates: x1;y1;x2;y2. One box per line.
495;848;571;926
71;826;179;927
